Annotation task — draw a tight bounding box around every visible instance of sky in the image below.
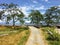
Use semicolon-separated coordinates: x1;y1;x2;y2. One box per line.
0;0;60;25
0;0;60;15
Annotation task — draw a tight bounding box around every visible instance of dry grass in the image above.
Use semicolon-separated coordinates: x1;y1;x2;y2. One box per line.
0;26;30;45
0;26;7;31
18;30;30;45
0;30;30;45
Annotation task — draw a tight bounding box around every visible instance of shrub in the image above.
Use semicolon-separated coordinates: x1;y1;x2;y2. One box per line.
41;27;60;45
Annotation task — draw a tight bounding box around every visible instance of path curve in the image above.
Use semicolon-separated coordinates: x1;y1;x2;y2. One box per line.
26;26;47;45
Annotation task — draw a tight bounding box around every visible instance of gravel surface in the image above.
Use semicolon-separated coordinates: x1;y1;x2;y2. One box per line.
26;26;47;45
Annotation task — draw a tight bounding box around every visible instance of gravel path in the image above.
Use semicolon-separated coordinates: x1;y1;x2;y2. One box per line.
26;26;47;45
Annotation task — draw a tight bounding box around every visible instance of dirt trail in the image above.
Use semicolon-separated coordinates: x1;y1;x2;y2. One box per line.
26;26;47;45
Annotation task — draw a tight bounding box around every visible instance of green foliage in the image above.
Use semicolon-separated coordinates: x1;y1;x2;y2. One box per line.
0;26;29;37
49;41;60;45
0;3;24;26
29;10;43;25
42;27;60;45
44;6;60;26
0;11;4;19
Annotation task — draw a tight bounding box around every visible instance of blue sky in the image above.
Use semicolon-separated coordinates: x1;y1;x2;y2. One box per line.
0;0;60;15
0;0;60;25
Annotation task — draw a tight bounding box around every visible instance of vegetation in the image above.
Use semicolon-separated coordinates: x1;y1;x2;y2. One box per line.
0;3;29;45
44;6;60;26
18;30;30;45
28;6;60;27
0;3;60;27
41;27;60;45
0;11;4;19
0;2;60;45
0;26;30;45
0;3;24;27
29;10;43;25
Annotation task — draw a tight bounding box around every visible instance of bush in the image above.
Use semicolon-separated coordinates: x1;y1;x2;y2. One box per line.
42;27;60;45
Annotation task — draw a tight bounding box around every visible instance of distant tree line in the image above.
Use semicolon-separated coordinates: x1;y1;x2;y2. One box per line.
29;6;60;26
0;3;60;27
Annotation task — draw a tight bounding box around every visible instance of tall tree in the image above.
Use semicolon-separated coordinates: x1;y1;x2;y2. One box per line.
44;6;59;26
6;3;24;26
0;3;24;26
29;10;43;26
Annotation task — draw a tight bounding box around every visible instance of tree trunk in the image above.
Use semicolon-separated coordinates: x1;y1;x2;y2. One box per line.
47;23;50;27
12;17;15;29
0;15;1;19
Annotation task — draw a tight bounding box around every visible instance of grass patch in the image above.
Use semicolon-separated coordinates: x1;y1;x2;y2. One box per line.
41;27;60;45
0;26;29;35
0;26;30;45
18;30;30;45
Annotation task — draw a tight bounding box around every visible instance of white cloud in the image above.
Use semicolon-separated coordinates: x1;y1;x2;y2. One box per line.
0;9;3;11
25;20;31;23
0;4;46;17
42;0;48;2
35;5;45;10
0;5;46;24
46;0;51;3
0;20;2;22
18;5;46;17
58;5;60;7
31;0;38;4
32;0;38;4
20;6;31;17
42;0;50;3
45;0;48;2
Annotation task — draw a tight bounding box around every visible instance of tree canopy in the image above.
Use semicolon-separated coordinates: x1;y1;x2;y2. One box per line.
29;10;43;25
